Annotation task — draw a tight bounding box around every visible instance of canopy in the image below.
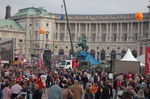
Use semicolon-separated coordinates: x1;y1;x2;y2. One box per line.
121;48;137;61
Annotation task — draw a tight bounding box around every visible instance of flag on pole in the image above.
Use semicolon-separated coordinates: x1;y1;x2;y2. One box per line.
145;47;150;74
38;53;44;68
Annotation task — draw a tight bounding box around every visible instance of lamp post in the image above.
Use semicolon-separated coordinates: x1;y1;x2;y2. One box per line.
62;0;74;56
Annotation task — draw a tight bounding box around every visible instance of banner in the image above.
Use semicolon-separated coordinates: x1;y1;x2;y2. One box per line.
145;47;150;74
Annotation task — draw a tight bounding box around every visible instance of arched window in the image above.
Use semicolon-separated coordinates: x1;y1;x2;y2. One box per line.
132;50;137;58
100;50;105;60
90;50;95;58
111;50;116;60
121;50;126;58
59;49;64;55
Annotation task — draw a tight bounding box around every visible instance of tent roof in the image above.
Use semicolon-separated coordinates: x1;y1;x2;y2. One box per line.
121;48;137;61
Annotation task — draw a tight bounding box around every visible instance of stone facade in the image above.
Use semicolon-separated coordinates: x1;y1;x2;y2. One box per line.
0;20;25;55
9;7;150;62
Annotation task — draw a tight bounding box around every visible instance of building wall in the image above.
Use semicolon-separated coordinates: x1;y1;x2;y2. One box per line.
0;29;25;55
11;13;150;62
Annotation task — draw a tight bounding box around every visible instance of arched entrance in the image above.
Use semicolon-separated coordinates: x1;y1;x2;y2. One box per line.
111;50;116;60
100;50;105;60
90;50;95;58
59;49;64;55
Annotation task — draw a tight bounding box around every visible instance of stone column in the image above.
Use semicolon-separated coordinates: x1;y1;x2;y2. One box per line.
96;23;98;41
141;22;143;38
127;22;130;41
75;23;77;41
116;23;119;42
130;22;133;42
58;23;60;41
78;23;81;38
99;23;102;42
109;23;112;42
89;23;91;41
106;23;109;42
120;23;123;41
138;22;140;39
64;23;67;41
86;23;88;40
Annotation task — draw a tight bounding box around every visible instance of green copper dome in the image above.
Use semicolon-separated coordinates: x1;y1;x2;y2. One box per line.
14;7;48;16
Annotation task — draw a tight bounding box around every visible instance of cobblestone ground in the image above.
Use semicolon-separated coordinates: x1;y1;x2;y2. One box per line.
42;88;48;99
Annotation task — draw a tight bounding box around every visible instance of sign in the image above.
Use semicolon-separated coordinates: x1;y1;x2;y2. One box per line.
145;47;150;74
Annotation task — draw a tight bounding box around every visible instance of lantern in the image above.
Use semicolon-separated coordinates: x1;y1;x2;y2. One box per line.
135;12;143;21
38;29;45;34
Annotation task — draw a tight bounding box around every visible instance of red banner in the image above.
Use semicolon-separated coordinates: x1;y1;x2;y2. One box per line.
145;47;150;74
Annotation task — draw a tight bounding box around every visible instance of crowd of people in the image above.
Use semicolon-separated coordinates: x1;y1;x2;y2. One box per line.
0;65;150;99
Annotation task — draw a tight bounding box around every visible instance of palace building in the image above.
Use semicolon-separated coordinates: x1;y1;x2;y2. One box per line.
0;5;150;62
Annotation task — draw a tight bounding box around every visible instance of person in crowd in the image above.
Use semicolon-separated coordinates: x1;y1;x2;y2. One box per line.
11;81;22;99
70;80;83;99
2;83;11;99
121;90;132;99
32;83;41;99
84;86;92;99
133;89;145;99
48;80;62;99
82;72;89;89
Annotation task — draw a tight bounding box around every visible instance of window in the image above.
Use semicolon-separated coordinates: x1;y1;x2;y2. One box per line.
35;31;38;40
35;44;40;48
112;33;117;42
133;33;138;41
123;33;127;41
91;34;96;42
71;33;75;41
36;23;38;27
59;33;65;41
45;44;49;48
46;34;48;39
56;33;58;39
59;49;64;55
46;23;49;27
19;39;23;42
102;34;106;42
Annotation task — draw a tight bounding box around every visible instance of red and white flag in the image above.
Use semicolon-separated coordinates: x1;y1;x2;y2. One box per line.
38;53;44;68
145;47;150;74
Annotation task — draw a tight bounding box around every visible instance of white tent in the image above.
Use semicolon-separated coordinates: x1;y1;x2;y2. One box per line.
136;54;145;67
121;48;138;61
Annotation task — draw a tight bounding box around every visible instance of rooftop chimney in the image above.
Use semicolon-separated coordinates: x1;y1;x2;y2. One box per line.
5;5;11;19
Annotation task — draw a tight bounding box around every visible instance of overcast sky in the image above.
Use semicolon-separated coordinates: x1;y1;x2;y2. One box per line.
0;0;149;18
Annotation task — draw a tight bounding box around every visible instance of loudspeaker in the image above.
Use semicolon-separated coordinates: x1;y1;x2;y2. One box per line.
43;50;51;67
